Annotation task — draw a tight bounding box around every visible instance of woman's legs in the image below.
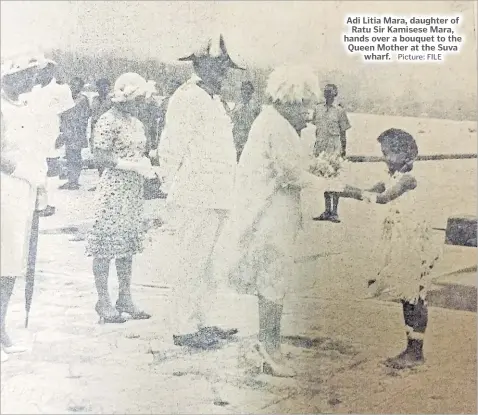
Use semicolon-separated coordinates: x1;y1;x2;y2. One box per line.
93;257;125;323
1;277;16;348
115;256;150;319
257;294;295;377
385;297;428;369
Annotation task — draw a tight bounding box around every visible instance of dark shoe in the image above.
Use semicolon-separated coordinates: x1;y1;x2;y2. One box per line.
384;339;424;369
199;326;238;340
88;186;97;192
313;211;331;221
173;331;218;349
59;182;78;190
384;349;425;370
38;205;56;217
95;302;127;325
115;301;151;320
328;213;341;223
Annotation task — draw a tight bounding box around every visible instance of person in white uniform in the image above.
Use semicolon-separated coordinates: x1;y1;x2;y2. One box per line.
155;34;244;348
1;53;45;363
28;59;75;216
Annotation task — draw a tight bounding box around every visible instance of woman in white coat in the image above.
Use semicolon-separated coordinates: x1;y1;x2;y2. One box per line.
1;54;44;363
214;66;343;377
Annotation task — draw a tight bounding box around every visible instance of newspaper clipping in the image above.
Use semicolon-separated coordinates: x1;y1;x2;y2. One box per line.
1;1;477;413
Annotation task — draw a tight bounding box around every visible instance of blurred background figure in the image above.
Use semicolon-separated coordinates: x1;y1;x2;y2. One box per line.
88;78;113;191
28;57;75;216
231;80;261;162
58;77;91;190
312;83;351;223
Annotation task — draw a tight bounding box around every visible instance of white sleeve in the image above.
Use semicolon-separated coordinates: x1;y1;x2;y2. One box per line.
157;89;203;190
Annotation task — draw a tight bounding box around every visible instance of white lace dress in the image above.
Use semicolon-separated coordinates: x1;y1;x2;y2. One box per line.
369;172;441;304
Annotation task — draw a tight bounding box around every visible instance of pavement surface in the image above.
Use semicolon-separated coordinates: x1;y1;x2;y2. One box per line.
1;151;477;414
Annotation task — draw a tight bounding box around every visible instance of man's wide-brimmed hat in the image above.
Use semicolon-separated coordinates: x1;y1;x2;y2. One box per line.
178;33;244;70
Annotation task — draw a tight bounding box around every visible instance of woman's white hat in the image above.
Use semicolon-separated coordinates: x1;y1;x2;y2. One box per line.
266;65;320;104
111;72;149;103
1;51;55;78
178;33;244;70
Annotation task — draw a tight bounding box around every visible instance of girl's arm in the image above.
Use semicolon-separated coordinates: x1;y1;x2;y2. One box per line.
339;176;416;203
367;181;386;193
375;174;416;204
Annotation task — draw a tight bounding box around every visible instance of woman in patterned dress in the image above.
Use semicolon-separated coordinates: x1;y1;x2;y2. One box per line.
340;128;441;369
87;73;157;324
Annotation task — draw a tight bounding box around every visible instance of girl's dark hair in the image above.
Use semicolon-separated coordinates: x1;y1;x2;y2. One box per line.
377;128;418;160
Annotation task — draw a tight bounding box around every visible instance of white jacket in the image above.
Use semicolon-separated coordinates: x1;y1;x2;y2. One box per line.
157;75;237;210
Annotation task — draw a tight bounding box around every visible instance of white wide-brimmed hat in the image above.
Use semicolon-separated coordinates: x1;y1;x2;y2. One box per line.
178;33;244;70
266;65;320;104
1;52;56;78
111;72;149;103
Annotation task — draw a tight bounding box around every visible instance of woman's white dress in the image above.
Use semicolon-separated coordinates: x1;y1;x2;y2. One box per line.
369;172;441;303
214;105;339;303
1;95;40;278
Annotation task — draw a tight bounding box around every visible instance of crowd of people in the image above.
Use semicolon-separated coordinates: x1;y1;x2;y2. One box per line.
1;35;440;377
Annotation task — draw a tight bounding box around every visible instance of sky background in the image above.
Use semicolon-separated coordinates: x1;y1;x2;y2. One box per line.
1;1;477;95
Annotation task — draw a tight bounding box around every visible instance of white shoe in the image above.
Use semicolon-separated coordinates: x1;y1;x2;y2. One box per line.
1;349;9;363
2;344;28;354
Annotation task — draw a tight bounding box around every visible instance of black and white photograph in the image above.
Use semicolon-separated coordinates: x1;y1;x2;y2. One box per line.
1;1;477;413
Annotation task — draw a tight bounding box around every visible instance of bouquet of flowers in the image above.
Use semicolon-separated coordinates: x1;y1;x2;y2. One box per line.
310;152;347;178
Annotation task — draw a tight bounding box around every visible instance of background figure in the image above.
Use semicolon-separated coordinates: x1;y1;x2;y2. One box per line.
231;81;261;162
28;59;75;215
1;55;43;363
156;34;243;349
59;77;91;190
312;83;351;223
89;78;113;191
86;72;156;324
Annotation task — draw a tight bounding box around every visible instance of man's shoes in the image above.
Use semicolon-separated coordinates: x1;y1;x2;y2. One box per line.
38;205;56;217
199;326;238;340
173;331;219;349
59;183;80;190
313;211;341;223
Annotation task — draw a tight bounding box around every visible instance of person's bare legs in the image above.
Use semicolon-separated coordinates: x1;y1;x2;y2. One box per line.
0;277;16;348
93;257;126;324
115;256;151;320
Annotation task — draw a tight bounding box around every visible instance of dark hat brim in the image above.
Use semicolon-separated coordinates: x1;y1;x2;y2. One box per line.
178;53;245;70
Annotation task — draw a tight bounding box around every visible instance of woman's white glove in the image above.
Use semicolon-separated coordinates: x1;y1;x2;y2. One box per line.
116;157;156;179
136;157;157;179
361;191;377;204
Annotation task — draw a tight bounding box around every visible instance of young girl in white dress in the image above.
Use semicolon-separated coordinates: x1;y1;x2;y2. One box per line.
341;128;440;369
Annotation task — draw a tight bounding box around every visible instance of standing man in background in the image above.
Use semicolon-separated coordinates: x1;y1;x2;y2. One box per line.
58;77;91;190
88;78;112;191
26;59;75;215
231;80;261;162
312;83;351;223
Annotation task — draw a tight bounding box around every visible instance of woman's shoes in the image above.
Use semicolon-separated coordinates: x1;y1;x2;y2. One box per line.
115;301;151;320
2;344;28;354
95;302;127;324
240;342;296;378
